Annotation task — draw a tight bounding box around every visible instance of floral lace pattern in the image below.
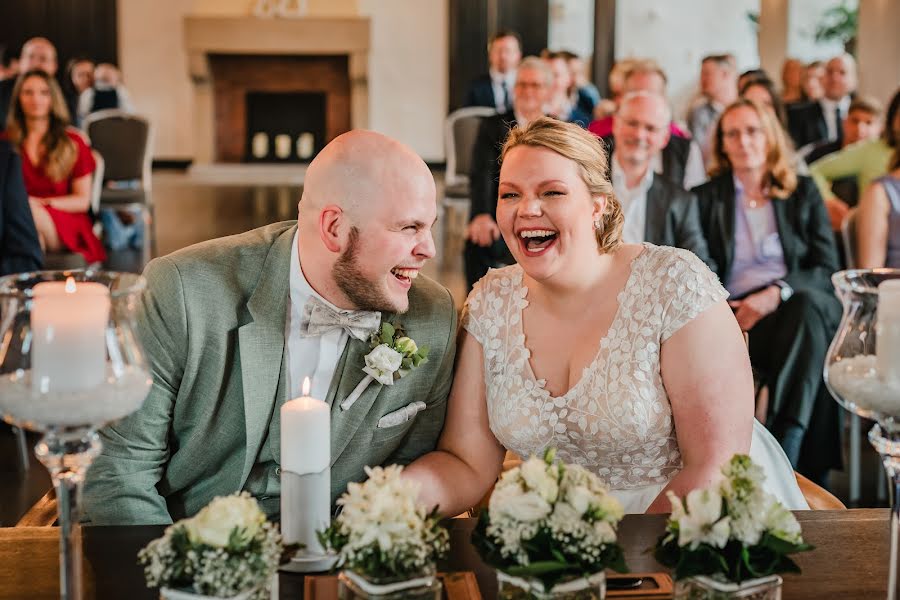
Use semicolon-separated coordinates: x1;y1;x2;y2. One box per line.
463;244;728;491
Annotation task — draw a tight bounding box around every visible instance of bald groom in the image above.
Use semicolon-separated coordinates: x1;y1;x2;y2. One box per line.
84;131;457;525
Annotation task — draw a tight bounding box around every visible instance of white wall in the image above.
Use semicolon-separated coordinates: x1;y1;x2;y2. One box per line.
615;0;759;121
786;0;855;62
118;0;448;162
548;0;595;58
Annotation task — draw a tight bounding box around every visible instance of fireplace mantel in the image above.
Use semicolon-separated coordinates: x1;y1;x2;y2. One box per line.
183;16;370;164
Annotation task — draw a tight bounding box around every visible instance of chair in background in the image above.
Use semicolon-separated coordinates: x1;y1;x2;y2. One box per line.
82;110;154;262
42;150;105;271
441;107;496;268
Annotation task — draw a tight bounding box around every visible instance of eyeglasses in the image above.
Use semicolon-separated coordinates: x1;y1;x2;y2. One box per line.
722;126;764;141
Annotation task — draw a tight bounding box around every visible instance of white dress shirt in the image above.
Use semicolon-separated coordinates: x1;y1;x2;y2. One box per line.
820;96;851;141
490;69;515;113
285;231;350;401
611;157;655;244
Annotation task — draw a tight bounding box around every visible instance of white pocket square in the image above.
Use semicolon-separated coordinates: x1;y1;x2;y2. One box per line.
377;401;427;429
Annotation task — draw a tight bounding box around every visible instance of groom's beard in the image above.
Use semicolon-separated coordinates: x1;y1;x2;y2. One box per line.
333;226;408;315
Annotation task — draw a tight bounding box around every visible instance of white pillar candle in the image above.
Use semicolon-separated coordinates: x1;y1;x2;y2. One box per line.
31;277;110;393
280;377;331;552
877;279;900;386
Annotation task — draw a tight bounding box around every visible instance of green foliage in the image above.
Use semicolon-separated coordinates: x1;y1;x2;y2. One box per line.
814;2;858;50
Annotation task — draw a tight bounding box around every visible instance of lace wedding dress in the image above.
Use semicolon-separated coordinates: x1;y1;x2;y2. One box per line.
463;243;808;513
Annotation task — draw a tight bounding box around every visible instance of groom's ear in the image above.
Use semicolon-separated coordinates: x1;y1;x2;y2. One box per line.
319;205;344;253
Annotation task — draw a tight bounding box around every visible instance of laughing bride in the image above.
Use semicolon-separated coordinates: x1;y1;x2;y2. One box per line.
405;116;807;513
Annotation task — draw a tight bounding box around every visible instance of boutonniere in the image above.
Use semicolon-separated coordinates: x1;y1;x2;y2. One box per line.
340;321;430;410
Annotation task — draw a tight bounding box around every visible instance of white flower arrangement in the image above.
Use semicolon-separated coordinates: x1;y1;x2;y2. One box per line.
655;454;812;583
138;492;284;599
473;449;627;592
340;322;430;410
318;464;449;580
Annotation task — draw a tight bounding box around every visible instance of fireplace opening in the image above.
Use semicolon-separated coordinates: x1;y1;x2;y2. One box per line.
244;91;326;163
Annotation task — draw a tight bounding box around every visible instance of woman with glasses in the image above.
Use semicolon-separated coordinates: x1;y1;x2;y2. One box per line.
693;99;841;486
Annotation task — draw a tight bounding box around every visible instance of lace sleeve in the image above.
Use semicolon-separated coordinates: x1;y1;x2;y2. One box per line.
658;248;728;341
461;277;487;346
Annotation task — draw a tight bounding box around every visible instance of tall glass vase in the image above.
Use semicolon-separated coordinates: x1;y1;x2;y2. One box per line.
0;271;151;600
824;269;900;600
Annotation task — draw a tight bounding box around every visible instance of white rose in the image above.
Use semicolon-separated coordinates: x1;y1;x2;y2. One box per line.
566;485;593;515
395;336;418;355
519;457;559;503
363;344;404;385
490;486;552;523
185;493;264;548
593;520;617;544
597;493;624;522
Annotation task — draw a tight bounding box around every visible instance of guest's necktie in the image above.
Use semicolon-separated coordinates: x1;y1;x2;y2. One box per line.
500;80;511;113
298;296;381;341
834;105;844;144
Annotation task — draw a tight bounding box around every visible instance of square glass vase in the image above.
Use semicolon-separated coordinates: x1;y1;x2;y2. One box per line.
337;567;442;600
673;574;782;600
496;570;606;599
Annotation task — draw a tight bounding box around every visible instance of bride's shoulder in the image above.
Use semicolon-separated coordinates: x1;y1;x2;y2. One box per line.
466;264;524;304
637;244;717;285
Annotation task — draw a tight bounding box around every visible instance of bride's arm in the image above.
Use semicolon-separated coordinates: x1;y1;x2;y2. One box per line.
644;300;754;513
403;329;507;516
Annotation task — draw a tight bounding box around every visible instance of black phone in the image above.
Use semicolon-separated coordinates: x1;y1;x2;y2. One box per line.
606;576;644;589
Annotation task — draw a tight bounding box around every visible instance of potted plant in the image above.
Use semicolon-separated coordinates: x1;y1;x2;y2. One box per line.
318;464;449;599
138;492;284;600
655;455;813;600
472;449;627;599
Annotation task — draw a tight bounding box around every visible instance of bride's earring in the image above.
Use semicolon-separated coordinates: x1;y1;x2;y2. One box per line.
593;218;603;232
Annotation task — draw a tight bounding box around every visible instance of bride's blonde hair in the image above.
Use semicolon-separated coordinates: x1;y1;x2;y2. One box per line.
500;116;623;254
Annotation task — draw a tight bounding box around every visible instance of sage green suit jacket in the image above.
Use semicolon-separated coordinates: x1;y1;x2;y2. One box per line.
83;222;457;524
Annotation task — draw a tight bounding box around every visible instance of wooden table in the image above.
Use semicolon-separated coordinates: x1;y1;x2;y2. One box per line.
0;509;889;599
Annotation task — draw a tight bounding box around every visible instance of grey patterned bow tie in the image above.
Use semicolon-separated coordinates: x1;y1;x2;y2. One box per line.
299;296;381;341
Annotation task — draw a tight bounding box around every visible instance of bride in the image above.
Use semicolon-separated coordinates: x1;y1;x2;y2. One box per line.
405;116;807;514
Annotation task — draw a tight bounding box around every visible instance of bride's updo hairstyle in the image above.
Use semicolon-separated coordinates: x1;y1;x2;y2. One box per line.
500;116;623;254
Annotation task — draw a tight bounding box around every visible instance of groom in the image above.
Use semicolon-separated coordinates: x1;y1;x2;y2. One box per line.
83;131;458;525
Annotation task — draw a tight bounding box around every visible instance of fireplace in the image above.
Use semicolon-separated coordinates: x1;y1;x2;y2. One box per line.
183;16;370;165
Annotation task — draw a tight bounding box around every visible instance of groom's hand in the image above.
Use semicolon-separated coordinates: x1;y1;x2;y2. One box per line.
728;286;781;332
466;214;501;247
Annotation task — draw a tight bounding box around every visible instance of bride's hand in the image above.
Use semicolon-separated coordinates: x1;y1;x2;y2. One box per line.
729;286;781;331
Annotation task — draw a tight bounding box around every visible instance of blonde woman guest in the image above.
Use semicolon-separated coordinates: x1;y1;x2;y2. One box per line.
4;69;104;263
405;117;806;515
856;146;900;269
693;99;841;485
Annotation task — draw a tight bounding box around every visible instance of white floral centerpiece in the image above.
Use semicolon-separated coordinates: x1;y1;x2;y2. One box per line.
318;464;449;599
654;455;813;599
473;449;627;599
138;492;284;600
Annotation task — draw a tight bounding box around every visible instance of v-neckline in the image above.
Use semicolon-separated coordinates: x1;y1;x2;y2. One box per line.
516;243;650;401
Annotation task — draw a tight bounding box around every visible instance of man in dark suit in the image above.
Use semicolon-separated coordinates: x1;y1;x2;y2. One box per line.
463;30;521;112
787;54;856;149
0;37;58;129
1;139;43;275
608;91;713;268
464;57;551;290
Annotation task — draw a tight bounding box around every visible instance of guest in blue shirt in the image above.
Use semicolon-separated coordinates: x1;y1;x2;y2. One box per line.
693;98;841;486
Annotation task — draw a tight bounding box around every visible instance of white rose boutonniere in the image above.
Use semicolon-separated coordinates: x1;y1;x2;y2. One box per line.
341;321;429;410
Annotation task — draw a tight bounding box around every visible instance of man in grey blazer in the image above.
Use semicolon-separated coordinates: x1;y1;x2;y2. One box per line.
608;91;714;269
83;131;458;525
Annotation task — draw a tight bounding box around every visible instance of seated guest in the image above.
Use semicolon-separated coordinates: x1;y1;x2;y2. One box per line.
77;63;135;122
800;61;825;102
805;96;883;164
856;148;900;269
687;54;738;166
810;87;900;230
544;51;591;127
63;56;95;127
0;45;19;81
741;77;790;129
558;49;600;118
787;54;857;149
781;58;805;105
463;30;521;112
738;68;769;93
592;57;637;121
0;139;42;275
465;57;551;289
608;91;712;267
4;69;105;264
404;116;807;515
84;130;458;525
0;37;58;129
693;99;842;484
589;60;690;139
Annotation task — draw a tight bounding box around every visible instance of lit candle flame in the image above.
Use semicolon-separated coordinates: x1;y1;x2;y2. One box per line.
302;377;311;396
64;277;76;294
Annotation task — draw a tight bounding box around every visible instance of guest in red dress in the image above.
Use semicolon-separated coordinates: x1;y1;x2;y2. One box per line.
3;68;105;264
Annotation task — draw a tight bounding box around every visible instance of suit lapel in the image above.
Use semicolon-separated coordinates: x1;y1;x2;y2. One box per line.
644;176;663;244
237;226;295;488
771;195;794;268
718;175;737;281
